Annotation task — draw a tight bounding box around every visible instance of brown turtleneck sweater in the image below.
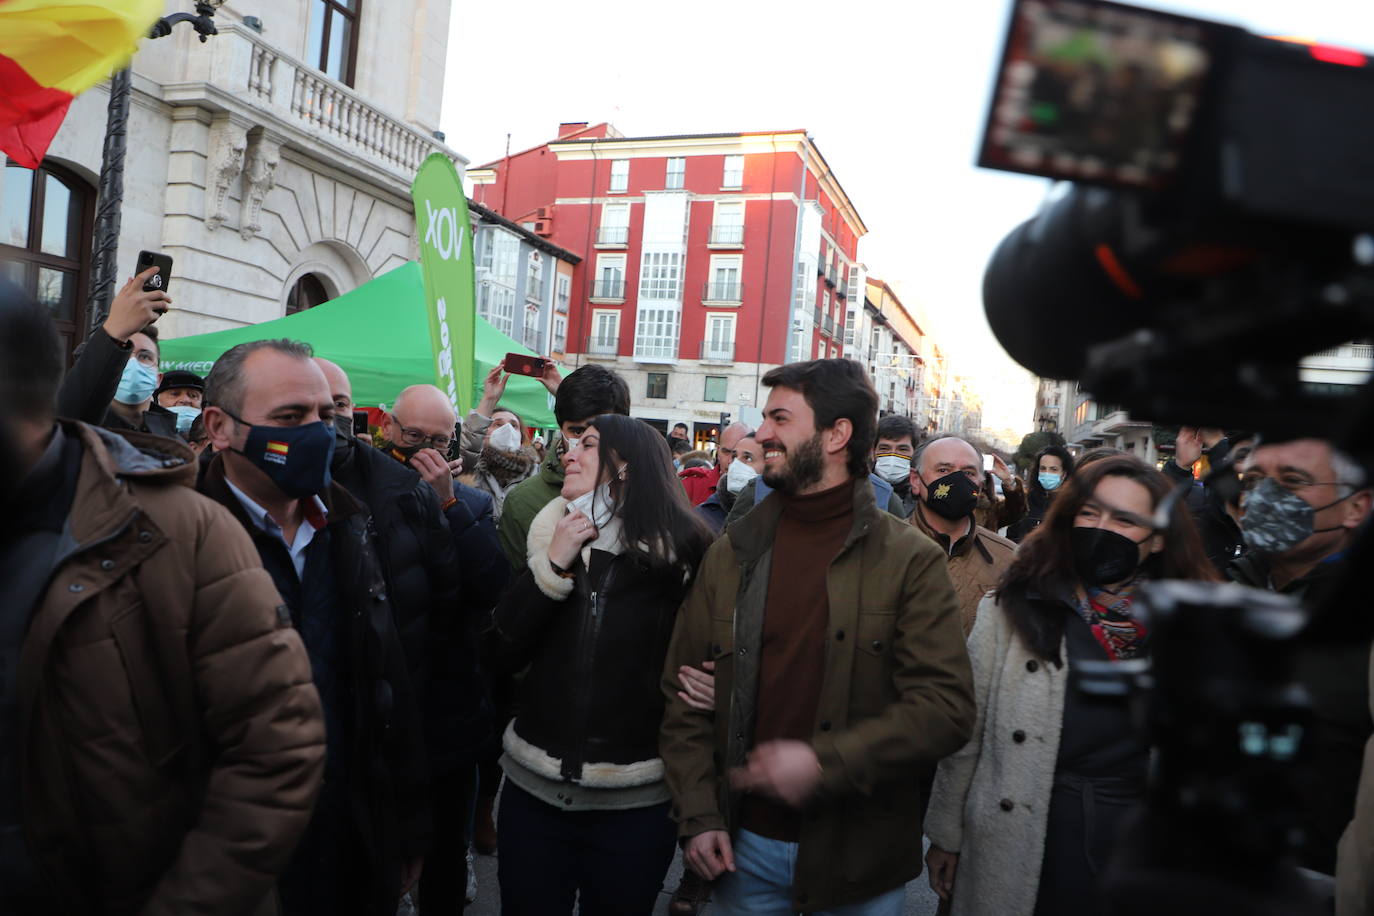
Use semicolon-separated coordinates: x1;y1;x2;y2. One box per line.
741;477;855;841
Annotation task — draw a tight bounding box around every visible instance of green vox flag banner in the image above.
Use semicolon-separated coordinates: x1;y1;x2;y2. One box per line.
411;153;476;414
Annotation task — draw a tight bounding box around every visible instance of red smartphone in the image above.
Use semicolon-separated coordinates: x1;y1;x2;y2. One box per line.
137;250;173;295
504;352;547;377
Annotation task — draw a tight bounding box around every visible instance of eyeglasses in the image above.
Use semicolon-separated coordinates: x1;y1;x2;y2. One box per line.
391;418;452;451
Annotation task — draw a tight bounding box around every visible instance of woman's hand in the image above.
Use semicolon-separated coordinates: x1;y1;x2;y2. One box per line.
925;845;959;900
548;508;598;569
677;660;716;710
477;363;509;417
991;453;1013;486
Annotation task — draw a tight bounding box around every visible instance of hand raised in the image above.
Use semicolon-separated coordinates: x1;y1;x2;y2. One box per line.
548;508;598;569
105;267;171;342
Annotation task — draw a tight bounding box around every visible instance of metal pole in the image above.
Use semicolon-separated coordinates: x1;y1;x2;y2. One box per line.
86;66;132;335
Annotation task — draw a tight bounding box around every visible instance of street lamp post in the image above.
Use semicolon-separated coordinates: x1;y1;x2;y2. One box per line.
85;1;226;336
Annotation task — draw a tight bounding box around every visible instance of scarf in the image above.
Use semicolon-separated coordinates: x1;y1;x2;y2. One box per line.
1073;580;1149;660
479;443;536;486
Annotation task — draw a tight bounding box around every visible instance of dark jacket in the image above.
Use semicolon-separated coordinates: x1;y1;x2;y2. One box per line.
661;480;975;912
697;477;736;534
1162;455;1244;572
55;328;182;439
975;475;1027;533
200;455;431;913
1007;485;1054;543
18;423;324;915
485;498;691;782
331;438;507;775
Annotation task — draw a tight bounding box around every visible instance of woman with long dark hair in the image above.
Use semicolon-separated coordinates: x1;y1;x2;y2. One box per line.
484;413;713;915
924;455;1218;916
1008;444;1075;542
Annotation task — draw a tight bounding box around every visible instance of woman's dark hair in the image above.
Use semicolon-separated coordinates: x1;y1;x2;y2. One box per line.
762;359;878;479
997;454;1218;664
588;414;712;577
554;364;630;425
1074;446;1128;469
1029;445;1075;494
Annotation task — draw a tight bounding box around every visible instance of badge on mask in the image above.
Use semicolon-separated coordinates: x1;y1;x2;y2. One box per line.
921;470;979;520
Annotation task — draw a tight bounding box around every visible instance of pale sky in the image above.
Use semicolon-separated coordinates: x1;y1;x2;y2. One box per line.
440;0;1374;437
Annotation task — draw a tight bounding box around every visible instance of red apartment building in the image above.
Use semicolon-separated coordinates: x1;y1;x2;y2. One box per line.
467;122;867;444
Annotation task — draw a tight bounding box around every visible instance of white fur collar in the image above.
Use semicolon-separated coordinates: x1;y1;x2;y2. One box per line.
526;496;627;600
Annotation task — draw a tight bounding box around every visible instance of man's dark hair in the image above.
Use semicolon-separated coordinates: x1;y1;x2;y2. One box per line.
672;422;688;432
205;339;315;417
141;323;159;342
762;359;878;479
554;364;630;425
0;280;64;422
876;414;916;449
670;437;692;456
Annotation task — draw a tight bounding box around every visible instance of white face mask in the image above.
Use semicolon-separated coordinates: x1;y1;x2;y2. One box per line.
874;453;912;484
567;480;616;529
725;457;759;494
489;422;521;453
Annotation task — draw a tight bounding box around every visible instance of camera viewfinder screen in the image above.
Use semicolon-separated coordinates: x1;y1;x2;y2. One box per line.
979;0;1215;188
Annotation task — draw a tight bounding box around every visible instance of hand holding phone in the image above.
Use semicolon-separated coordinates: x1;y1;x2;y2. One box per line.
504;352;548;378
136;250;174;295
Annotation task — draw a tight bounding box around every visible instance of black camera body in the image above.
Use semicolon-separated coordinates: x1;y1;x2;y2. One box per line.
980;0;1374;439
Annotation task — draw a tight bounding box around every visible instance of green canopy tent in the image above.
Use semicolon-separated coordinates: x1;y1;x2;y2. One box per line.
157;261;555;428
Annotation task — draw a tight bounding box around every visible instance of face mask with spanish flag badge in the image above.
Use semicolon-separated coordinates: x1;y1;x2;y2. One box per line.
224;409;336;499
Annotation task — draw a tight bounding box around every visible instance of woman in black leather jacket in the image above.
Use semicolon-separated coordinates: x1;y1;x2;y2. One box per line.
484;413;712;915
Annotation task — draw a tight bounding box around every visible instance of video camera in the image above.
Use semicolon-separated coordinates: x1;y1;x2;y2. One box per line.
980;0;1374;440
978;2;1374;910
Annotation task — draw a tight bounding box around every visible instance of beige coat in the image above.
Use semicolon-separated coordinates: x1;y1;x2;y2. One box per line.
1337;643;1374;915
924;593;1067;916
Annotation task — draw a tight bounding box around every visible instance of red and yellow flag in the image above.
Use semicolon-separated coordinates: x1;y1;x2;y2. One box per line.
0;0;162;168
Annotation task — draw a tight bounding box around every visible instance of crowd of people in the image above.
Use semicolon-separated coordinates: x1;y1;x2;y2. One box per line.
2;266;1374;916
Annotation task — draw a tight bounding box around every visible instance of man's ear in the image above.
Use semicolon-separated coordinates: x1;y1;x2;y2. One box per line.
909;467;924;498
824;418;853;458
202;406;236;452
1343;489;1373;529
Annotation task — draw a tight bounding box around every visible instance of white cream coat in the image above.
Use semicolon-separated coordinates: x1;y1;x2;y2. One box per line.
924;593;1068;916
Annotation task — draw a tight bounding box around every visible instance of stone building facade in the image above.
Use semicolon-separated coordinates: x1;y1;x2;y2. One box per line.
1;0;462;358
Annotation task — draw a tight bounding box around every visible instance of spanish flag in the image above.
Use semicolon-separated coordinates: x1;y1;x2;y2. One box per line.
0;0;162;168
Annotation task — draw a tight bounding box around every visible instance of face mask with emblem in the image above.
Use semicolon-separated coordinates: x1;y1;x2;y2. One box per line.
921;470;980;521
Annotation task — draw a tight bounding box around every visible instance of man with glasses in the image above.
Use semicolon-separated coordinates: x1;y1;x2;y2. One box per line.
1230;438;1373;881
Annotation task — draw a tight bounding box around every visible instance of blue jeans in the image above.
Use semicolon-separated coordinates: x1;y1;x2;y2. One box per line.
713;829;906;916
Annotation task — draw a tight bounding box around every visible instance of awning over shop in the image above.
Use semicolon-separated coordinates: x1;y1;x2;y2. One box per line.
157;261;555;427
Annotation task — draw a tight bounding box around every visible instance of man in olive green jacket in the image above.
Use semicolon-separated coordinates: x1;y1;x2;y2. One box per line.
495;364;630;573
660;359;975;914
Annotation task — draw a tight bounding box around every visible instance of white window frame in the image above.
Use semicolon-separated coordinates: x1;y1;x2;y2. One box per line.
665;157;685;190
555;273;571;314
609;159;629;193
706;255;742;303
710;200;745;246
704;312;736;361
593;254;626;300
722;154;744;189
638;251;682;301
525;251;543;304
633;303;681;360
553;315;567;353
589;309;620;355
598;202;630;245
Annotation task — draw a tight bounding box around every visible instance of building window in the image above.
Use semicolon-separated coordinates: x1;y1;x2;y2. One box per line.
553;315;567;353
306;0;361;87
638;251;682;300
477;229;520;337
704;376;728;402
844;309;856;345
704;313;735;361
706;255;742;302
609;159;629;193
665;157;685;190
646;372;668;399
0;161;94;366
525;251;543;304
847;268;862;302
593;255;625;299
555;273;570;313
710;200;744;245
634;304;681;359
597;202;629;245
722;154;743;188
286;273;331;315
589;310;619;355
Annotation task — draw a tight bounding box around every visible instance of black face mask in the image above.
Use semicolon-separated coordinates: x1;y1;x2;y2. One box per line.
380;439;423;463
224;411;336;499
1071;527;1150;587
921;470;980;521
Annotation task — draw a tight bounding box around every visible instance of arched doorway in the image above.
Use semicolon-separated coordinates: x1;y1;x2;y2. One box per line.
0;160;94;365
285;271;332;314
